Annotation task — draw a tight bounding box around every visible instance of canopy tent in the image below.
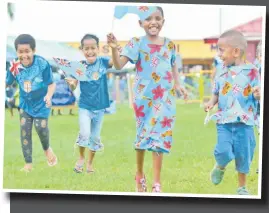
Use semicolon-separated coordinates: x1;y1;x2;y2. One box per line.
6;36;85;66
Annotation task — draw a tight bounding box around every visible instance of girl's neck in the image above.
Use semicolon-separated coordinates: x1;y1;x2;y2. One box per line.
146;35;164;45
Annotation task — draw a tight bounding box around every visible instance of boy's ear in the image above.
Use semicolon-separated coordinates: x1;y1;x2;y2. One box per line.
234;47;241;57
32;48;36;54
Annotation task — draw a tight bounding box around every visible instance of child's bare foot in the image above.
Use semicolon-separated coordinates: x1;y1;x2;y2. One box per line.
45;147;58;167
20;163;33;172
86;161;94;173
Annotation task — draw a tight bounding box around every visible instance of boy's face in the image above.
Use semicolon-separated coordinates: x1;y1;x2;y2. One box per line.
217;38;242;66
16;44;35;67
139;10;164;37
81;39;99;64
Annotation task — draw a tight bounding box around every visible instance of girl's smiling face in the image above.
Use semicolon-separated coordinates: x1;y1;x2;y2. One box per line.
139;9;165;37
81;38;99;64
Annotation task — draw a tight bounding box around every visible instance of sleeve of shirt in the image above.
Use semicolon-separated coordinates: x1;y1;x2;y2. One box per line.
42;62;54;85
212;78;220;95
101;56;111;70
120;37;140;64
6;70;15;86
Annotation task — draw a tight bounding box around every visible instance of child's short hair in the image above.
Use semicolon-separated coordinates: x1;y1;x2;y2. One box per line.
157;6;164;17
219;30;247;56
14;34;36;51
80;34;99;49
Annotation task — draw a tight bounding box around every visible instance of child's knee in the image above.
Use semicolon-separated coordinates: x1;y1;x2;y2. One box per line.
214;148;233;166
235;160;251;174
76;131;91;147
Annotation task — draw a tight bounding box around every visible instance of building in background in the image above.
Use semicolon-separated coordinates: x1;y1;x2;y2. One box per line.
67;39;217;73
204;17;262;63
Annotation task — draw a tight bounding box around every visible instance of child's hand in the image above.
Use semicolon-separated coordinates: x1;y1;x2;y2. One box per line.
107;33;118;49
44;95;52;108
204;101;214;112
65;77;78;89
252;86;260;100
175;84;188;100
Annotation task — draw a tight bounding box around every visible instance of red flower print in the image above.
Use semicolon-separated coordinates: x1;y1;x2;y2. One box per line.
164;141;171;149
148;44;161;54
164;71;173;83
161;116;173;128
133;103;145;118
248;69;258;81
152;85;165;100
136;59;143;72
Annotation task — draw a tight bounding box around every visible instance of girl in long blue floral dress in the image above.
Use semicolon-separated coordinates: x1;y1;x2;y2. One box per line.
107;6;188;193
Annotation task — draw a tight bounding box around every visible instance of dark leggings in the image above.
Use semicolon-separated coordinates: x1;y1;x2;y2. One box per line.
19;109;50;163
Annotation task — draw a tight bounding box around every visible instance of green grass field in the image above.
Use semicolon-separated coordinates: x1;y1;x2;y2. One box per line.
3;103;260;196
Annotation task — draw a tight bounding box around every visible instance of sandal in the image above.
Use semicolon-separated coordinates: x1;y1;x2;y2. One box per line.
135;174;147;192
152;183;161;193
73;159;84;173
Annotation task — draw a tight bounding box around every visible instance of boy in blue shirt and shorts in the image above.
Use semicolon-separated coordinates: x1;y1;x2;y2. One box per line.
204;30;260;195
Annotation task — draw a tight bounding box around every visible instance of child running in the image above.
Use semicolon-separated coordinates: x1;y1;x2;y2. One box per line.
65;34;121;174
107;6;188;192
204;30;261;195
6;34;58;172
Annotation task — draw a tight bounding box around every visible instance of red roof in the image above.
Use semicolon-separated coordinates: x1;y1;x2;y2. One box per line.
204;17;262;44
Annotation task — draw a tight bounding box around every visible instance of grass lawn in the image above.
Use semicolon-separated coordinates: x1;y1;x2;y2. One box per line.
3;103;260;196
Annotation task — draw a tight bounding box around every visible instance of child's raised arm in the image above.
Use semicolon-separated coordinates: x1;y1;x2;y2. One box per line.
107;33;129;70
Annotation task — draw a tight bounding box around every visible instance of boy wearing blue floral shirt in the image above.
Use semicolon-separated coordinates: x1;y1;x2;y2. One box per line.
205;30;260;195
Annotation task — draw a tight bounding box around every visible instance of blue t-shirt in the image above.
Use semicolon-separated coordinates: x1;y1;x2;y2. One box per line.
6;55;54;118
78;57;111;111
